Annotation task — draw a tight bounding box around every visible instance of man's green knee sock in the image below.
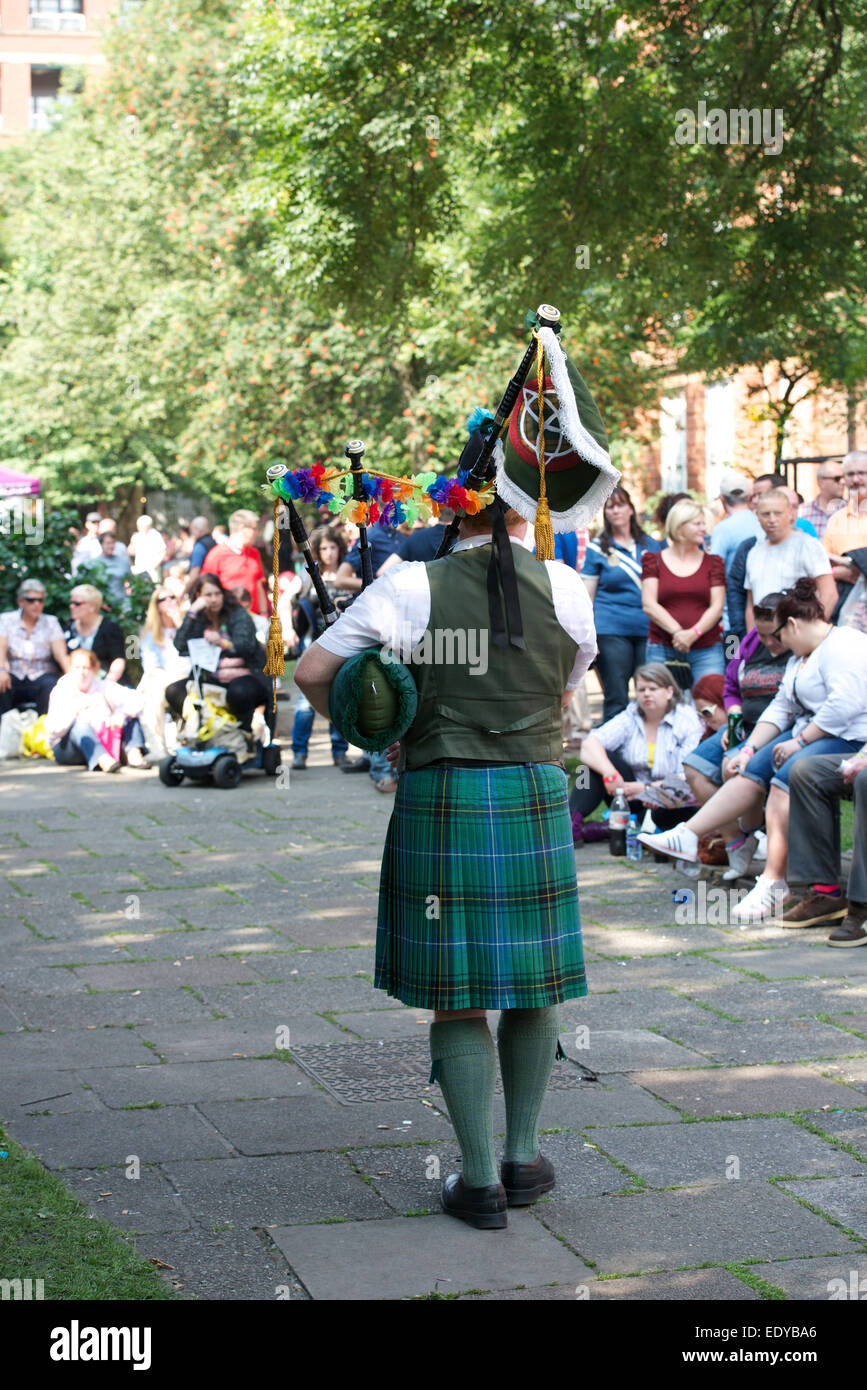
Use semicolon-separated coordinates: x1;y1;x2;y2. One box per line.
429;1018;498;1188
496;1006;561;1162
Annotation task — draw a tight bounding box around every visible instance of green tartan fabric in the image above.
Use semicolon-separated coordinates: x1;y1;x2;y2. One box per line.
375;762;587;1010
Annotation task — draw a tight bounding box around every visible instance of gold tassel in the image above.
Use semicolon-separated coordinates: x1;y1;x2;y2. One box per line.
533;332;556;561
263;499;285;710
534;494;556;560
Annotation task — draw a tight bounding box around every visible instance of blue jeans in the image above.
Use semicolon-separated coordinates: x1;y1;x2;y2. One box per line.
595;634;647;722
682;725;752;786
53;715;144;770
291;636;348;757
742;729;863;794
368;750;392;784
645;642;726;682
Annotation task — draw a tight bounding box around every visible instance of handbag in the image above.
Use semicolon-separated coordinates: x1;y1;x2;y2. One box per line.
664;657;693;692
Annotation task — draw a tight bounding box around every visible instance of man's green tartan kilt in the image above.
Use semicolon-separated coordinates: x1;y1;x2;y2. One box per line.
375;762;588;1010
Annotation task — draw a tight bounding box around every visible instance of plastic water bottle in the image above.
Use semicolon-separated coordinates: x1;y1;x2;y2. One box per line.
609;789;629;857
626;815;642;861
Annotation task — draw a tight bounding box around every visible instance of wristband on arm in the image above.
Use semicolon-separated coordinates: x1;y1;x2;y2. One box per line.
692;624;702;638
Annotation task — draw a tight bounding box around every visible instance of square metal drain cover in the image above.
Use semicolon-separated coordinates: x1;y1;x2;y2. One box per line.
289;1038;593;1104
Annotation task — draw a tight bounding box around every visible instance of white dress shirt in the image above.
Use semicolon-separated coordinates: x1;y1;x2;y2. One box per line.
316;532;598;689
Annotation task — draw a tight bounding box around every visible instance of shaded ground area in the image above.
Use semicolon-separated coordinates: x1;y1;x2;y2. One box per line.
2;714;867;1301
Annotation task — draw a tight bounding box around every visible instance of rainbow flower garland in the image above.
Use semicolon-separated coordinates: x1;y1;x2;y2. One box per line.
265;460;494;528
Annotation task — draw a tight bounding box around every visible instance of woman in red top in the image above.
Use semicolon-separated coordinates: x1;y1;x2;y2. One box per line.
641;498;726;687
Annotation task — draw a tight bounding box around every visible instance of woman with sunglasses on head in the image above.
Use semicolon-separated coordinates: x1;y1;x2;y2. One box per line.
641;579;867;920
581;487;663;720
136;588;190;763
0;579;69;718
63;584;129;685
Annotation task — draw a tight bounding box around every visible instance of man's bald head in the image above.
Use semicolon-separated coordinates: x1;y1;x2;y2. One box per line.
189;516;211;539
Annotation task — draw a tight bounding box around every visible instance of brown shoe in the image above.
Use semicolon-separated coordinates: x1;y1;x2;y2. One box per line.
827;903;867;948
781;892;847;929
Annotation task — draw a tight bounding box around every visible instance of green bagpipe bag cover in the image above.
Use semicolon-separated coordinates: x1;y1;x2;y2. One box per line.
328;646;418;753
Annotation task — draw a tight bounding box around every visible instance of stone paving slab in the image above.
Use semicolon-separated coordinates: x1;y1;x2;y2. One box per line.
559;988;729;1032
133;1229;301;1301
653;1018;866;1065
242;976;396;1015
0;1026;157;1072
585;956;738;991
805;1058;867;1093
632;1064;862;1116
589;1117;863;1186
132;1018;336;1062
1;962;88;994
709;944;867;979
332;1009;435;1040
559;1027;710;1072
780;1175;867;1239
583;924;743;956
4;1106;234;1169
583;1269;762;1300
72;959;261;990
537;1181;862;1275
283;913;379;948
199;1095;453;1154
0;1070;104;1115
269;1210;592;1300
5;987;213;1030
493;1077;682;1131
80;1059;316;1107
805;1109;867;1157
744;1255;867;1300
162;1153;391;1227
267;947;377;978
671;979;867;1021
196;982;357;1022
107;928;284;959
62;1165;194;1234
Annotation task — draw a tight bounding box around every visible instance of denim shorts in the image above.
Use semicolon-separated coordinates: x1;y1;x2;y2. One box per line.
742;730;862;793
682;726;748;786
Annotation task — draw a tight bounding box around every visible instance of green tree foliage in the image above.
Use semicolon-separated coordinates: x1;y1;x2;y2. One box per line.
0;0;864;513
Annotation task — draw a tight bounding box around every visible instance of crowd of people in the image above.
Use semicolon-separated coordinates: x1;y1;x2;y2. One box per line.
5;453;867;946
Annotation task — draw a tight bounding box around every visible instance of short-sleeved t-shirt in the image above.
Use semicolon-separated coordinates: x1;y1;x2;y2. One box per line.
189;535;217;570
582;536;664;637
641;550;726;648
397;525;446;562
201;543;267;612
709;509;763;571
823;503;867;557
744;531;831;604
344;524;403;576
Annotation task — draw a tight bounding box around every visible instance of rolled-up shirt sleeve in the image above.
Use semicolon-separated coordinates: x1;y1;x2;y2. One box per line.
547;563;598;689
315;564;430;659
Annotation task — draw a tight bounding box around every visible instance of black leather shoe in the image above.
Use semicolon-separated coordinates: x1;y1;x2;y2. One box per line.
440;1174;507;1230
500;1153;556;1206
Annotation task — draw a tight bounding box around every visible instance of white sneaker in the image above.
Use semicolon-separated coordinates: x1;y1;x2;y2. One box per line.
753;829;768;861
730;875;790;925
637;825;699;863
721;833;758;882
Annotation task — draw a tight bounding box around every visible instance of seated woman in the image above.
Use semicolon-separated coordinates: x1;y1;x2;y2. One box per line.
682;597;790;875
640;579;867;921
63;584;128;684
46;648;147;772
570;662;704;841
166;574;272;734
0;579;69;717
137;588;190;763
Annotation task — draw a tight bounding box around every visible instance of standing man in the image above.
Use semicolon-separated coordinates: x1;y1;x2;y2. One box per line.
128;515;167;582
296;325;618;1228
183;516;216;596
824;452;867;584
709;471;761;570
71;513;104;574
201;510;269;615
743;488;836;629
798;462;845;539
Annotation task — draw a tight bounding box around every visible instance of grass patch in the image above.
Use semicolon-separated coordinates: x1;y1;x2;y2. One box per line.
0;1122;177;1300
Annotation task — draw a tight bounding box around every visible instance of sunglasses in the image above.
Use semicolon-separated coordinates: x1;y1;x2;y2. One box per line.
69;600;87;608
698;704;717;719
21;594;45;602
156;594;172;603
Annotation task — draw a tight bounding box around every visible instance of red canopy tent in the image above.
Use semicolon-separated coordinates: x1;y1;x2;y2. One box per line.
0;466;41;499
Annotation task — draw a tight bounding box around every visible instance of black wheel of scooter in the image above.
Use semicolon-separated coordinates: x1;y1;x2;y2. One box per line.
159;756;185;788
212;754;242;789
262;745;281;776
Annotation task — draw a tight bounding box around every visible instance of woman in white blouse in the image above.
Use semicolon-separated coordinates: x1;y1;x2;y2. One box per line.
571;663;703;838
640;578;867;920
46;648;147;772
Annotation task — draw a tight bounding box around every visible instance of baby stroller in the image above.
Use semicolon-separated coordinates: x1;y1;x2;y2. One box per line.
159;652;281;790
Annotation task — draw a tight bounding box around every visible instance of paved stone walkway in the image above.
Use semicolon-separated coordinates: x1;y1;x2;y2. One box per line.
2;714;867;1301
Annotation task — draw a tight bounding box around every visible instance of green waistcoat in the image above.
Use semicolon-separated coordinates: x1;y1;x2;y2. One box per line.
401;541;579;769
